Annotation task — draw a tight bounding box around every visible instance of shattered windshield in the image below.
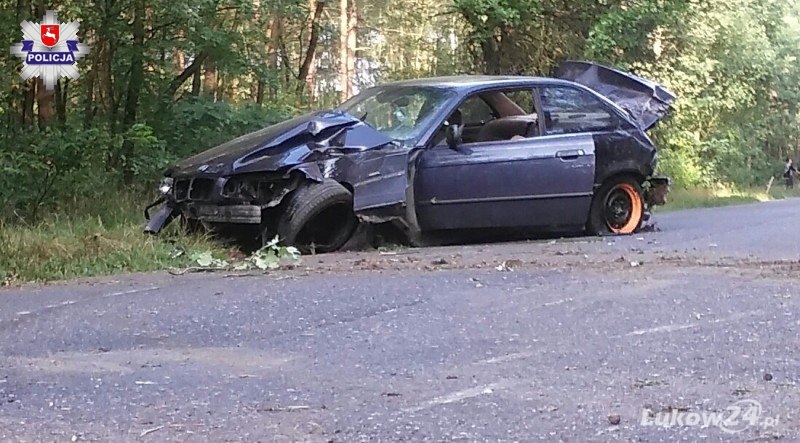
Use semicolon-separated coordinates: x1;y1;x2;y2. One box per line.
338;85;455;145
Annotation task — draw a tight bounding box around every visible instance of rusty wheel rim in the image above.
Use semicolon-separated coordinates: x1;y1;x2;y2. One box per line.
604;183;642;234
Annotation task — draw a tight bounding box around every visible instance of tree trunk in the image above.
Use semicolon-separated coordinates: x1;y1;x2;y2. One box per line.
22;80;35;127
338;0;348;103
346;0;357;97
97;0;118;126
55;79;68;124
121;0;146;183
164;52;208;99
480;36;501;75
83;48;96;127
268;17;282;99
203;60;217;100
123;0;145;126
255;81;265;104
35;0;55;129
192;68;201;96
251;0;261;103
173;48;185;75
297;0;325;98
36;78;56;129
13;0;25;129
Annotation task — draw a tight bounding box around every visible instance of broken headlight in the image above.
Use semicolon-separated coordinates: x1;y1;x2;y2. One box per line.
158;177;174;195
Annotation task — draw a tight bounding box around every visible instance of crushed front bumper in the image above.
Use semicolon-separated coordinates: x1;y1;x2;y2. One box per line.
144;200;262;234
184;204;261;224
143;198;177;234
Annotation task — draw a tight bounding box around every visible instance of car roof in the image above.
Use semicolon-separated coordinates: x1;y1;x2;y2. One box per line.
380;75;575;92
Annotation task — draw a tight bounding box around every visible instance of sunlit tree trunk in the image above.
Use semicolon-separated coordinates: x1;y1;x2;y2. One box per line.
346;0;357;97
204;61;218;100
268;17;282;100
339;0;348;103
252;0;262;103
173;44;185;75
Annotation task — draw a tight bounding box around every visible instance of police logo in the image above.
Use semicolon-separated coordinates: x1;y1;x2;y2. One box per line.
40;24;59;47
9;10;89;90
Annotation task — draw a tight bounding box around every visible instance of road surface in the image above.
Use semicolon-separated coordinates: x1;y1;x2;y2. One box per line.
2;200;800;441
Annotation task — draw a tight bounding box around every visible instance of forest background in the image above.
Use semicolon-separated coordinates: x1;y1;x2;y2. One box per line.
2;0;800;281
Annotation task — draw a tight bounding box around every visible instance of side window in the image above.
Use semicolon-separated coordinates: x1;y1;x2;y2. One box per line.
459;96;495;125
444;88;538;145
501;90;534;114
539;87;618;135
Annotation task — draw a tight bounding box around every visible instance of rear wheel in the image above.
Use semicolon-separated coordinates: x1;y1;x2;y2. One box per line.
274;180;358;253
587;177;644;235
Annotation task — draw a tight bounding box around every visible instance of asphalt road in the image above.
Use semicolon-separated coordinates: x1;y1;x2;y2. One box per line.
2;200;800;442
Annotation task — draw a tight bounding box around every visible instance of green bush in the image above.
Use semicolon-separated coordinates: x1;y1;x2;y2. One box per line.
157;97;295;159
1;100;297;225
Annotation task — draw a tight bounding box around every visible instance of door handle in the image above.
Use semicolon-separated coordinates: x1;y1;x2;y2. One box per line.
556;149;584;160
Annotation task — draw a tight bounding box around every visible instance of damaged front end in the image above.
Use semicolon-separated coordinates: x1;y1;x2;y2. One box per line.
143;173;305;234
143;110;413;242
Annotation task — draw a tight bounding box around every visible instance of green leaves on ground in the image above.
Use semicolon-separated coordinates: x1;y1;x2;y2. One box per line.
186;236;301;272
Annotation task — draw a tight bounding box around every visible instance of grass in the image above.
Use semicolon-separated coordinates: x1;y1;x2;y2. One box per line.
0;192;230;285
2;183;797;284
658;185;798;211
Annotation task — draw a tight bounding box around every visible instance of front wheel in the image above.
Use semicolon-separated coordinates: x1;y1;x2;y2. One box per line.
274;180;358;253
587;178;644;235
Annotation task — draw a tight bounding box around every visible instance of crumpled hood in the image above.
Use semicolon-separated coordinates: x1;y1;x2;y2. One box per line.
167;110;394;177
556;61;677;131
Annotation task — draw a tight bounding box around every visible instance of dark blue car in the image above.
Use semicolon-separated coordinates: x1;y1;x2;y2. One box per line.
145;61;675;252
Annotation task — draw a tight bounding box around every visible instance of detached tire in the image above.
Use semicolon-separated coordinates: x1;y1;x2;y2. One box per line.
587;177;644;235
275;180;358;253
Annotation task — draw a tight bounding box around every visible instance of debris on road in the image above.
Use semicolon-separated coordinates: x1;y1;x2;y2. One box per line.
495;259;523;272
258;405;311;412
608;414;621;425
139;425;164;437
171;236;301;275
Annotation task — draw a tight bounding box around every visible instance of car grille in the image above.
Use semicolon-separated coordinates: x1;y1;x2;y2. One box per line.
174;177;216;201
189;178;215;200
174;179;190;200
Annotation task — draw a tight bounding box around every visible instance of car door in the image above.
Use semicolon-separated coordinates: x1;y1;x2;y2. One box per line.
414;87;596;231
538;84;631;184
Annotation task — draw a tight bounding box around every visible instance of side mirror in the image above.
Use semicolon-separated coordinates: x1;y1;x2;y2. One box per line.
445;124;463;151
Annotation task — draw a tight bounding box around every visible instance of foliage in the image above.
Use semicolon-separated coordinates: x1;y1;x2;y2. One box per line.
0;191;227;284
186;235;301;271
2;0;800;281
584;0;800;188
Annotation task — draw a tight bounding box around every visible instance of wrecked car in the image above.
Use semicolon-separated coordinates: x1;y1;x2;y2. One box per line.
144;61;675;252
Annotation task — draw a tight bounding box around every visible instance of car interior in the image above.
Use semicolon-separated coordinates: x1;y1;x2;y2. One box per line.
434;90;541;146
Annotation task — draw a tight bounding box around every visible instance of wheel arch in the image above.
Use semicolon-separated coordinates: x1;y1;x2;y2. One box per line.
596;169;646;189
337;180;355;195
